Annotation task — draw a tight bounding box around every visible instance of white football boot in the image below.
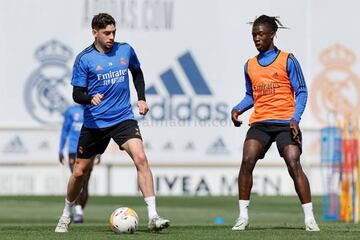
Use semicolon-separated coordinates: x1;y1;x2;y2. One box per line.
148;216;170;232
232;217;249;231
305;218;320;231
55;215;71;233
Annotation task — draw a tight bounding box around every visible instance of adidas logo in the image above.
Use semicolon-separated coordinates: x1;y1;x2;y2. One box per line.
184;142;195;151
162;141;174;151
206;137;229;155
135;51;229;122
146;51;212;96
39;140;50;150
143;141;196;151
272;72;278;78
3;136;28;153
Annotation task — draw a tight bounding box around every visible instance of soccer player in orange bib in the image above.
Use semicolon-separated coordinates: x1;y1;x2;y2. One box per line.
231;15;319;231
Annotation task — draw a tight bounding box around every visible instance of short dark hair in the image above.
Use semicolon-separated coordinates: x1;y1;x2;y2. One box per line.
253;15;285;32
91;13;116;30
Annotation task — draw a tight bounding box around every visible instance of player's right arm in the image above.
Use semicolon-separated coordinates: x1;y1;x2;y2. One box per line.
71;54;103;105
72;87;103;105
231;62;254;127
59;109;71;164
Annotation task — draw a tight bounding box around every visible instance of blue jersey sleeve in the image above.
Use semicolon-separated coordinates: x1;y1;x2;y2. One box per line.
71;55;88;87
59;109;72;154
232;62;254;113
129;46;141;70
287;54;308;123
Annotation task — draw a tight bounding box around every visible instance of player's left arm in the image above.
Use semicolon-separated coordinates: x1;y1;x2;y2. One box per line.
59;110;72;164
287;54;308;144
130;67;148;115
129;46;148;115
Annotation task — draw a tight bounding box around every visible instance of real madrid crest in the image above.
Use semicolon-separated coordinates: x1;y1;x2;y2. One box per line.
24;40;73;124
311;44;360;125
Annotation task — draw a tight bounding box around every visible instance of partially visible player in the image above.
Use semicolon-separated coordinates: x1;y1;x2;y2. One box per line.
58;104;100;223
231;15;320;231
55;13;169;233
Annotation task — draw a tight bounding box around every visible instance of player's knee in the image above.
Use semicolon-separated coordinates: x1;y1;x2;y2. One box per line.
72;167;88;181
134;153;148;170
287;160;303;177
282;146;300;161
241;154;257;172
242;153;256;163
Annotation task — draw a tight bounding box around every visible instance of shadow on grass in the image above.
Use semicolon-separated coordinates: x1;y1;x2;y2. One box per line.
91;226;171;235
247;226;304;231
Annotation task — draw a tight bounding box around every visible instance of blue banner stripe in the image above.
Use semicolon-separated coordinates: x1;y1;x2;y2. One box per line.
145;85;158;95
178;52;212;95
160;69;185;95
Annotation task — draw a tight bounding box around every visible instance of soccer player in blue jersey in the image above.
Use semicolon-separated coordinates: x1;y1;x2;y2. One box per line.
55;13;170;233
231;15;319;231
58;104;100;224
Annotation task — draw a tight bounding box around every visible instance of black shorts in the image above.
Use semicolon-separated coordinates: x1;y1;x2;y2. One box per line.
77;119;142;159
245;122;302;159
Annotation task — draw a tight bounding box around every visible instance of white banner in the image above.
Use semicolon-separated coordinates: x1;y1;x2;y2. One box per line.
0;165;323;196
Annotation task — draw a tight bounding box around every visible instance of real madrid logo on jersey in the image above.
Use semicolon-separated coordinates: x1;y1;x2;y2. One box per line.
24;40;73;124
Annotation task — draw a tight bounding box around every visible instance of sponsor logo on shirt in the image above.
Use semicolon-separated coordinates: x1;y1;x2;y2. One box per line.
253;81;280;96
97;69;128;86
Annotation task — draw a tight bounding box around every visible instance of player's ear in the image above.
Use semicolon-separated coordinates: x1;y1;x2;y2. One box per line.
270;31;276;40
92;29;98;38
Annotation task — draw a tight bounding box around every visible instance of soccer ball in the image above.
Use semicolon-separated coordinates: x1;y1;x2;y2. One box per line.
109;207;139;234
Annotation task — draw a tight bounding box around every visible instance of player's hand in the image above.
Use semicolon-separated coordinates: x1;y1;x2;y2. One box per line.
91;93;104;105
59;153;64;165
290;119;301;145
138;100;149;115
69;157;76;165
95;154;101;165
231;109;242;127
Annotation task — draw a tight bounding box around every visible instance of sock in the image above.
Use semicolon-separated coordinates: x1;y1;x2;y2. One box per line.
75;205;83;215
144;196;159;220
302;202;315;221
239;200;250;219
62;198;75;218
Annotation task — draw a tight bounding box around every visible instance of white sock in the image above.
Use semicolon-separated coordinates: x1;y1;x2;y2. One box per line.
75;205;83;215
144;196;159;220
302;202;315;222
62;198;75;218
239;200;250;219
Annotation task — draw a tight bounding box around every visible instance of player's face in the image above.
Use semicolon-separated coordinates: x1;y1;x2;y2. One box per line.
93;24;116;52
252;24;275;52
